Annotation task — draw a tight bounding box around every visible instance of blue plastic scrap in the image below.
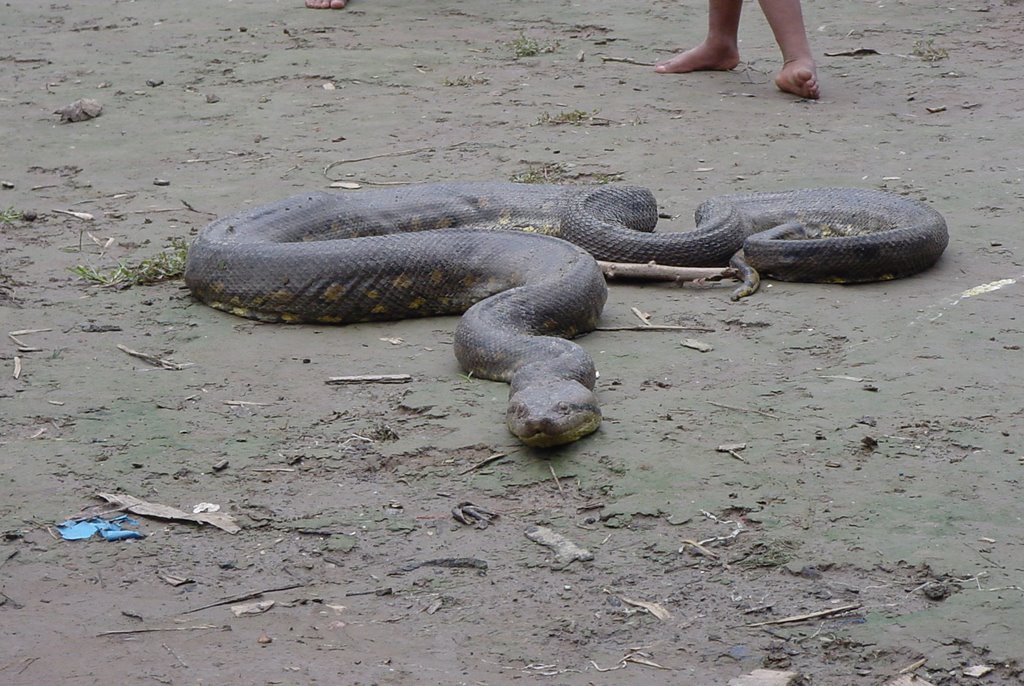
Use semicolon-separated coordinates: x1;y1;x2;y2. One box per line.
56;515;145;541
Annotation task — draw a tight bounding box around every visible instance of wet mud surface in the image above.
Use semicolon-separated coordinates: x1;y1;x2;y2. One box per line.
2;2;1023;684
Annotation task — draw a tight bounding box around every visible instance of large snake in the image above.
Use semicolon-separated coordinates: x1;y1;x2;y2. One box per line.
183;182;948;447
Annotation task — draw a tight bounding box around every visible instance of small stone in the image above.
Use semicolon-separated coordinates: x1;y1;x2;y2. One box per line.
54;98;103;123
964;665;993;678
146;79;164;87
153;178;170;186
681;338;713;353
205;93;221;103
921;580;952;600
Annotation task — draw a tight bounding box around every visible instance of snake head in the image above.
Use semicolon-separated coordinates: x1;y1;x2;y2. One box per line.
506;381;601;448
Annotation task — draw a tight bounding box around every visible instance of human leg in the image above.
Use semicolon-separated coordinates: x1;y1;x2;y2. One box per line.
655;0;820;99
756;0;819;99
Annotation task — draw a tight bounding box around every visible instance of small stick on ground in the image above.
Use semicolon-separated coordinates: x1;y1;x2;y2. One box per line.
707;400;780;420
597;55;657;66
679;538;721;559
599;260;734;283
745;603;862;627
182;583;305;615
597;305;714;333
162;643;188;668
117;344;193;371
717;443;748;462
96;624;221;637
326;374;413;385
630;306;652;326
898;657;928;674
126;208;185;214
9;328;53;337
459;452;509;475
597;324;715;332
549;464;566;497
323;141;469;179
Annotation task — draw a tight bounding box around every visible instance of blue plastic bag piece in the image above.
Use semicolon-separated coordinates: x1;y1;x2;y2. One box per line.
57;519;106;540
101;529;146;541
56;516;144;541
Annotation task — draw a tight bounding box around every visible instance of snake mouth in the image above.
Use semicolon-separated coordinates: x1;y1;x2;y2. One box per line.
506;386;602;448
512;413;602;448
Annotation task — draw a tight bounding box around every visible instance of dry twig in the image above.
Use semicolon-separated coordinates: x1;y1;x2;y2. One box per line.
746;603;862;627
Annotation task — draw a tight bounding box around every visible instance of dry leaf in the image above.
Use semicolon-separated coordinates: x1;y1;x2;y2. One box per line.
619;596;671;620
96;492;241;534
53;209;95;221
231;600;275;617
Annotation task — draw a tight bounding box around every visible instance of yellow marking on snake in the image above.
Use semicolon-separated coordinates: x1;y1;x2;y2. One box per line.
518;223;560;236
406;297;427;310
321;283;347;302
267;289;294;306
392;274;414;290
371;304;389;315
429;269;445;285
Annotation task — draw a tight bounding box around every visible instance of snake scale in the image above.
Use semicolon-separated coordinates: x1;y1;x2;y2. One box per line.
184;182;948;447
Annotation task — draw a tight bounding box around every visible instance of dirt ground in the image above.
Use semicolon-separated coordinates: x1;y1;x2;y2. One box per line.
2;1;1023;684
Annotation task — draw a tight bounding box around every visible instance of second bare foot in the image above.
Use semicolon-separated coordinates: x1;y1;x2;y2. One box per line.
654;41;741;74
775;60;820;99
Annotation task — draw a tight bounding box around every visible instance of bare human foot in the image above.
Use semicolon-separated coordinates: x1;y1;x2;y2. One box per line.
775;58;819;99
306;0;347;8
655;40;740;73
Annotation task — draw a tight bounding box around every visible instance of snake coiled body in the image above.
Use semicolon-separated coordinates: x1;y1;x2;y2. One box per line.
184;182;948;447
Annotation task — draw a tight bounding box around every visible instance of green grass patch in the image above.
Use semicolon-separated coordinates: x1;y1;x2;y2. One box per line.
510;163;573;184
72;238;189;287
0;206;22;226
510;163;622;185
508;33;559;58
912;39;948;62
442;74;490;87
536;109;596;126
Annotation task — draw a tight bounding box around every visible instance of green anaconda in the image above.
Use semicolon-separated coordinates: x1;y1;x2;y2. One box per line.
184;182;948;447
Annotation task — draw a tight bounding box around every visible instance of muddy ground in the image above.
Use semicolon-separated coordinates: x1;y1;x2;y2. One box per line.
2;1;1023;684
